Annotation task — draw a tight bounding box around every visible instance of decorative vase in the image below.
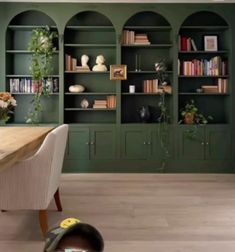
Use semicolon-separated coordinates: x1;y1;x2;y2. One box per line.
137;106;150;123
184;113;194;124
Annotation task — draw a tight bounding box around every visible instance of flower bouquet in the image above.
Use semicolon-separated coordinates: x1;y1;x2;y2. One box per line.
0;92;17;123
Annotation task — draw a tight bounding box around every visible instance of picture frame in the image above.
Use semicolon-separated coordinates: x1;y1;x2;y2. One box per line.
110;65;127;80
204;35;218;51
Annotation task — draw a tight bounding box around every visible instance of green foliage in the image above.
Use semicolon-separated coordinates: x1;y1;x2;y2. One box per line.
26;26;57;124
179;99;213;125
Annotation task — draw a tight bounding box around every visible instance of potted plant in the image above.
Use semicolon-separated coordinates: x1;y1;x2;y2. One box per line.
180;99;213;125
26;26;57;124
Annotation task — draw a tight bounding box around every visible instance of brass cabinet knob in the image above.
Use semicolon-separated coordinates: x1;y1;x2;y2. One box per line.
85;142;89;145
148;142;151;145
90;142;94;145
206;142;209;145
143;141;146;145
201;142;204;145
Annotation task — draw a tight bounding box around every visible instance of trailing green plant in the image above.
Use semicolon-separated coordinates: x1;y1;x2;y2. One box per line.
25;26;57;124
157;89;171;170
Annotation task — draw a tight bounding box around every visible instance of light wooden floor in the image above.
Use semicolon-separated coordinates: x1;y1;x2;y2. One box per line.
2;174;235;252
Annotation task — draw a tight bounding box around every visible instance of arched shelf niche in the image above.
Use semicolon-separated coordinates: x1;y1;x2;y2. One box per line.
63;11;117;124
6;10;59;124
121;11;173;124
178;11;229;124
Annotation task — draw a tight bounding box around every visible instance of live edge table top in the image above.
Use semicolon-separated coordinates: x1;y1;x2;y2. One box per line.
0;126;54;172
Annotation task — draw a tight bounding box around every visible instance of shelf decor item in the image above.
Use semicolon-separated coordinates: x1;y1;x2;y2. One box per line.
110;65;127;80
69;85;85;93
180;99;213;124
204;35;218;51
0;92;17;124
92;55;108;72
26;26;57;124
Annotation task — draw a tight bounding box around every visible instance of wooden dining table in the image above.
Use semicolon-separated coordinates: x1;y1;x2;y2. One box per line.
0;126;54;172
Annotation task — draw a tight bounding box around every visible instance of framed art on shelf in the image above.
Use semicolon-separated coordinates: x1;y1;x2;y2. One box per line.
110;65;127;80
204;35;218;51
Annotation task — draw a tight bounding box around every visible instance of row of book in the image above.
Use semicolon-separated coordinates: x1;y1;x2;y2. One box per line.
201;80;228;94
179;57;228;76
179;35;198;51
143;79;160;93
65;54;90;72
143;80;172;94
122;30;151;45
93;96;116;109
9;78;59;94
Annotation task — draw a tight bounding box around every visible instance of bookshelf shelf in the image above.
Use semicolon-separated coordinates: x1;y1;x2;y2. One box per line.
64;108;116;111
180;25;228;30
178;75;229;78
179;51;228;54
66;25;114;31
64;71;109;74
6;74;60;78
124;25;171;30
122;44;172;48
65;92;115;95
11;93;59;95
128;70;173;74
6;50;59;54
122;92;171;96
64;44;116;48
179;92;229;96
8;25;57;30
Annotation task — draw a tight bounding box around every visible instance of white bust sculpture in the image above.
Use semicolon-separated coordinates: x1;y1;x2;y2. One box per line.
81;54;90;69
92;55;107;72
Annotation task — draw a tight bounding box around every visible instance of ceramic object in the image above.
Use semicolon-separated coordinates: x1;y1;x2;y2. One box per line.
129;85;135;93
137;106;150;123
92;55;107;72
80;99;89;108
69;85;85;93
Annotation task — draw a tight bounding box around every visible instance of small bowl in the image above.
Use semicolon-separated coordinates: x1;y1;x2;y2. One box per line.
196;88;203;93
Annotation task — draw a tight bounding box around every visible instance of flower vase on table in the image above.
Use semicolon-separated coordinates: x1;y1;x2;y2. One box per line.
0;92;17;125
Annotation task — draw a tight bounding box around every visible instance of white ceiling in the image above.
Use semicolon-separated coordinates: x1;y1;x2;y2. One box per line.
1;0;235;3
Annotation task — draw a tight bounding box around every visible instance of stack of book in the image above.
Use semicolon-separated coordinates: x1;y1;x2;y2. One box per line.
179;35;198;51
65;54;90;72
201;79;228;93
107;95;116;108
179;56;228;76
122;30;150;45
143;79;159;93
93;100;107;109
134;34;150;45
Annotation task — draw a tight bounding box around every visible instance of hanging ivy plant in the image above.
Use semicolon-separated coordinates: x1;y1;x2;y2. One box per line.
26;26;57;124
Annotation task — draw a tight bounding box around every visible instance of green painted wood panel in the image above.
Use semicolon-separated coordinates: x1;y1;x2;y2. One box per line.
205;125;232;160
90;126;116;159
178;125;205;160
67;128;89;159
121;127;147;159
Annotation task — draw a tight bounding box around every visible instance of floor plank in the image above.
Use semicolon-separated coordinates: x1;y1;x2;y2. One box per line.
1;174;235;251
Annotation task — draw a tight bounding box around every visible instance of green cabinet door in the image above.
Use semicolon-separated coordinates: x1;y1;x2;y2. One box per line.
149;125;174;160
90;126;116;160
121;127;147;159
178;125;205;160
67;128;89;159
205;125;231;160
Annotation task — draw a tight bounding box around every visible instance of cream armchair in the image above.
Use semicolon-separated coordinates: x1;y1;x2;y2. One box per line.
0;124;68;236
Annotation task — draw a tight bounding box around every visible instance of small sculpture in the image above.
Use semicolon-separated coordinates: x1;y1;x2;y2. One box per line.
92;55;107;72
137;106;150;123
69;85;85;93
81;54;90;70
80;98;89;108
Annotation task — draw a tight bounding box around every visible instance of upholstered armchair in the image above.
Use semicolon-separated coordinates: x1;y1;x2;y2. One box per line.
0;124;68;236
